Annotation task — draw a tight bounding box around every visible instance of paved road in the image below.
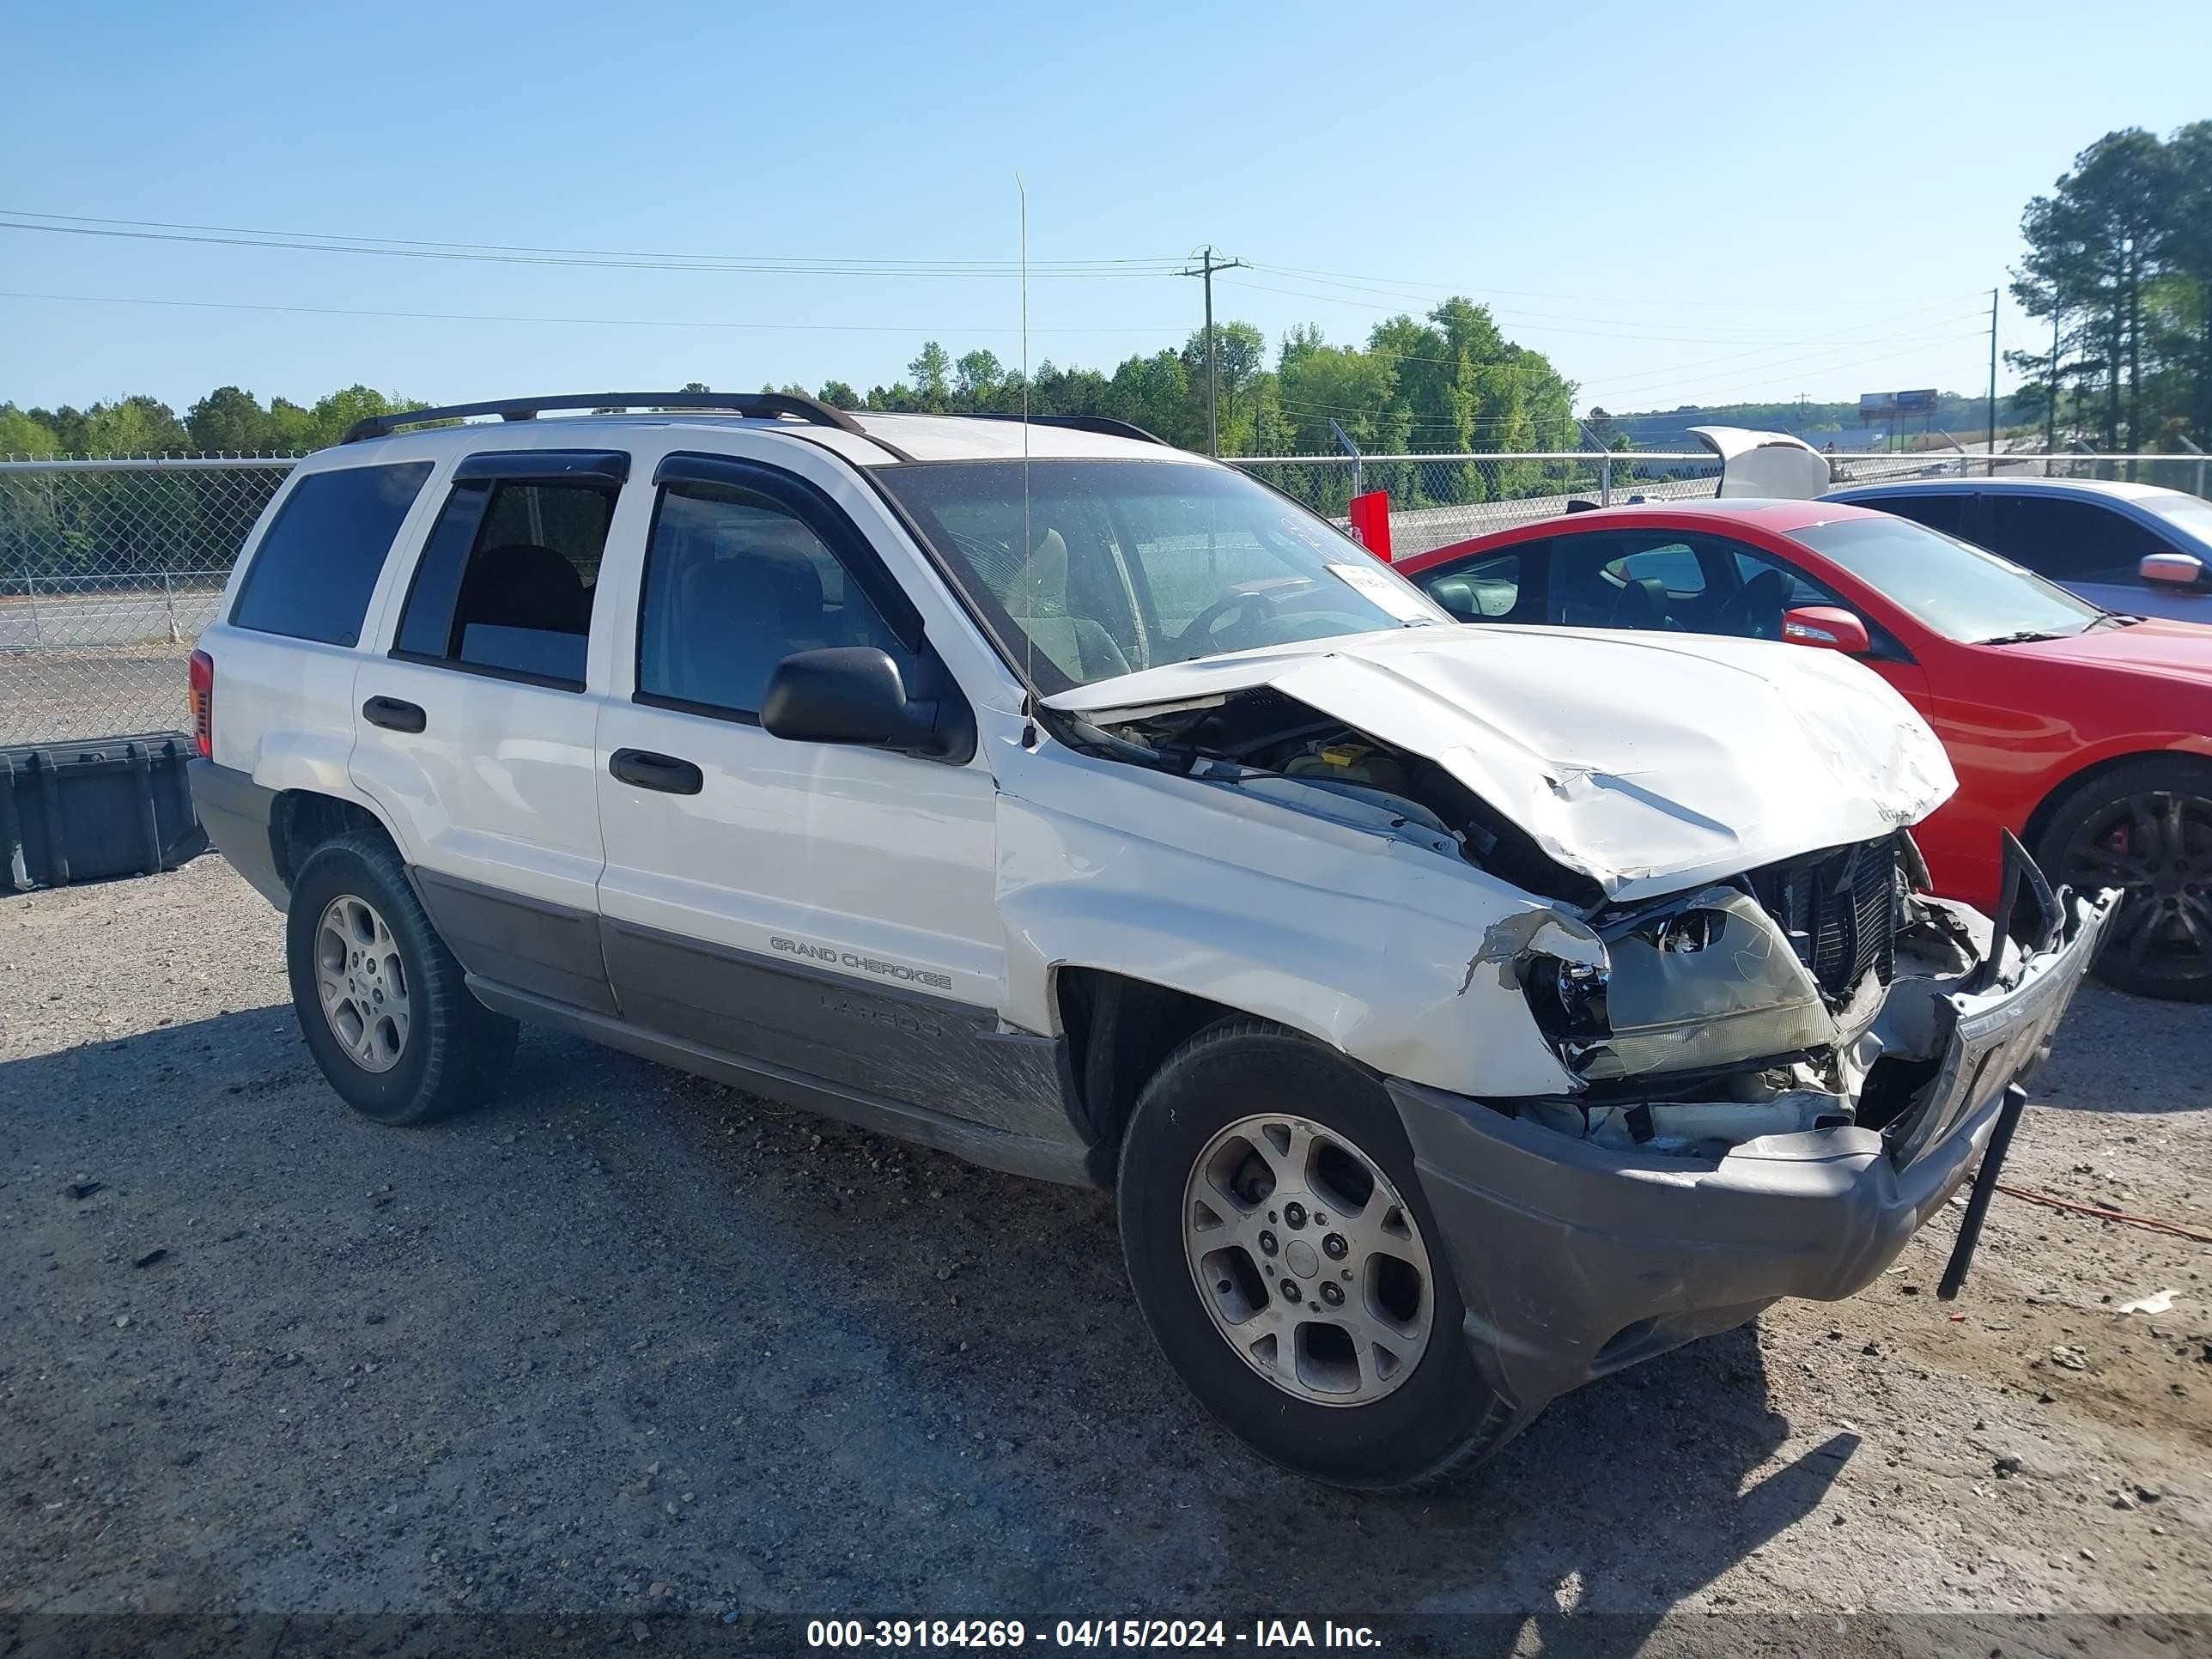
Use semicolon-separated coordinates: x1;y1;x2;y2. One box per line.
0;587;220;654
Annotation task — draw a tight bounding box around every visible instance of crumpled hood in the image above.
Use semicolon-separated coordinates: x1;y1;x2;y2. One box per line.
1046;625;1956;901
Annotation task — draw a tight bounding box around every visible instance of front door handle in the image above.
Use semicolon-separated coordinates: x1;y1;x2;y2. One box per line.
362;696;427;733
609;748;703;795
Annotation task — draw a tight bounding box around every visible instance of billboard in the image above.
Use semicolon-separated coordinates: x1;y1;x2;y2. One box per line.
1858;388;1941;417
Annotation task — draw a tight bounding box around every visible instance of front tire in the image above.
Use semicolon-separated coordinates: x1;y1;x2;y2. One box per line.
286;833;518;1124
1116;1022;1517;1490
2036;757;2212;1002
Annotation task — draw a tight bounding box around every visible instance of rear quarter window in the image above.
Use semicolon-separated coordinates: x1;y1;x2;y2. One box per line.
229;461;433;646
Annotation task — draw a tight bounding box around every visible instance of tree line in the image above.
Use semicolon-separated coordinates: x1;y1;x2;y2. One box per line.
2009;119;2212;452
806;295;1580;464
0;385;427;462
0;296;1578;478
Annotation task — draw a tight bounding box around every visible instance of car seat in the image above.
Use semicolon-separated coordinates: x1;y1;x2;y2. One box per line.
1007;528;1131;682
1608;575;1670;630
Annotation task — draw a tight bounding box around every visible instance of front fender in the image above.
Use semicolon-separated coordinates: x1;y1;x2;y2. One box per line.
993;748;1578;1098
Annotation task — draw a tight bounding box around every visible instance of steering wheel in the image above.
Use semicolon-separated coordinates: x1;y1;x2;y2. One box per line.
1713;569;1790;640
1176;588;1281;652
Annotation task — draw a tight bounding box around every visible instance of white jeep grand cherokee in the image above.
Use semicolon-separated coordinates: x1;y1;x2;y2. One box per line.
186;392;2112;1490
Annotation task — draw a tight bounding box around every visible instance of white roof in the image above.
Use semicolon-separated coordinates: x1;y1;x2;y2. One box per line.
336;410;1189;468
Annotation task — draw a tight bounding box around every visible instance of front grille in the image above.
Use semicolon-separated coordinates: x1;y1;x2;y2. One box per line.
1749;836;1900;1003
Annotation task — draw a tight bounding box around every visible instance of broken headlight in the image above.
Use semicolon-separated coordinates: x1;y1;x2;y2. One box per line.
1524;887;1835;1083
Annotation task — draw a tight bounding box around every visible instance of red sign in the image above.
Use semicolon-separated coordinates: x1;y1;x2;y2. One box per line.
1347;490;1392;562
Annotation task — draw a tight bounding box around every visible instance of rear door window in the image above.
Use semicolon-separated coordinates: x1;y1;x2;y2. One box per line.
395;461;623;688
229;461;432;646
1547;532;1713;631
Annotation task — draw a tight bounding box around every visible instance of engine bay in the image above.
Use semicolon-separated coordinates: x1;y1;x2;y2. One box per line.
1076;686;1606;906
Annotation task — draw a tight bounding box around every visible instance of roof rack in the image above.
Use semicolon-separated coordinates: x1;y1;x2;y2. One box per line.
341;391;872;445
961;413;1170;447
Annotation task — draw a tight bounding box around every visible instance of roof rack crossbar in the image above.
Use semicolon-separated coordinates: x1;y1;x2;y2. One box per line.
342;391;872;446
960;413;1170;446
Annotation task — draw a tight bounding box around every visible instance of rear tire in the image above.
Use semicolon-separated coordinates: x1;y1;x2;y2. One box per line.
286;833;518;1124
1115;1021;1519;1491
2034;757;2212;1002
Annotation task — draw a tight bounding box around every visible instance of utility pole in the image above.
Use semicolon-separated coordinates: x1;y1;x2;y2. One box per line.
1181;246;1247;456
1986;286;1999;477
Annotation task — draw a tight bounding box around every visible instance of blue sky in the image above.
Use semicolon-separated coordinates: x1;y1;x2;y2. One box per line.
6;1;2208;418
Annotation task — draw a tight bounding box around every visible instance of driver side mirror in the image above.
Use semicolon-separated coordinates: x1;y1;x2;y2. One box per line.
760;647;974;763
1780;605;1872;655
2142;551;2207;589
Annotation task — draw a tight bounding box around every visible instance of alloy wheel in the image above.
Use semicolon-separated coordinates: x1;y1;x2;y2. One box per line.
1182;1113;1435;1407
313;894;411;1073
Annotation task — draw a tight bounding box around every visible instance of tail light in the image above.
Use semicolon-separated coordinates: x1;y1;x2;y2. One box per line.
188;649;214;758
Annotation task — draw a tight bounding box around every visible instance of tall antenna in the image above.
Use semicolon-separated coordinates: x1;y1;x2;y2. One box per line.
1018;173;1036;735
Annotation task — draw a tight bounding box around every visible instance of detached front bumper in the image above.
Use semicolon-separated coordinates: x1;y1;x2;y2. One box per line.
1390;884;2116;1413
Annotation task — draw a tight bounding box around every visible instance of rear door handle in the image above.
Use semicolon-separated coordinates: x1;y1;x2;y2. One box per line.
362;696;427;734
609;748;703;795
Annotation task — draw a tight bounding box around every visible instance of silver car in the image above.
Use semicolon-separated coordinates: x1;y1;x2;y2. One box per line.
1826;477;2212;623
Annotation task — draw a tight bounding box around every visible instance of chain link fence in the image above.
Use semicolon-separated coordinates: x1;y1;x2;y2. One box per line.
1236;452;1727;558
3;446;2206;748
1232;447;2212;559
1;459;292;746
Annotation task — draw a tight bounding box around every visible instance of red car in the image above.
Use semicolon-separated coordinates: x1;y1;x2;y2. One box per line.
1397;499;2212;1000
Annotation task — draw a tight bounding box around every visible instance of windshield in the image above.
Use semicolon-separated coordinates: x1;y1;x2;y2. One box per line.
877;459;1448;692
1793;514;2104;643
2143;492;2212;550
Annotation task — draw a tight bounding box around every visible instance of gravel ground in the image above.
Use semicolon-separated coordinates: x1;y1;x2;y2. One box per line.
3;856;2210;1655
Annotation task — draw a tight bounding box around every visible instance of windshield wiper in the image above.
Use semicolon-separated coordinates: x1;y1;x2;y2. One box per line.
1976;630;2066;645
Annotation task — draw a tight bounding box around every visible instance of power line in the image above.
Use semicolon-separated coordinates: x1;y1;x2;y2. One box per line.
0;289;1181;337
3;209;1188;268
1594;332;1996;402
1222;275;1978;347
1243;264;1970;334
1241;282;1987;398
1563;300;1991;389
1245;258;1990;310
1580;315;1990;393
0;211;1186;277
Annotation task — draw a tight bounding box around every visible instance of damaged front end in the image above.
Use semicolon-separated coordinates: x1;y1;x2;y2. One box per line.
1053;672;2092;1181
1395;831;2115;1414
1034;633;2112;1419
1502;835;1911;1157
1495;830;2081;1164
